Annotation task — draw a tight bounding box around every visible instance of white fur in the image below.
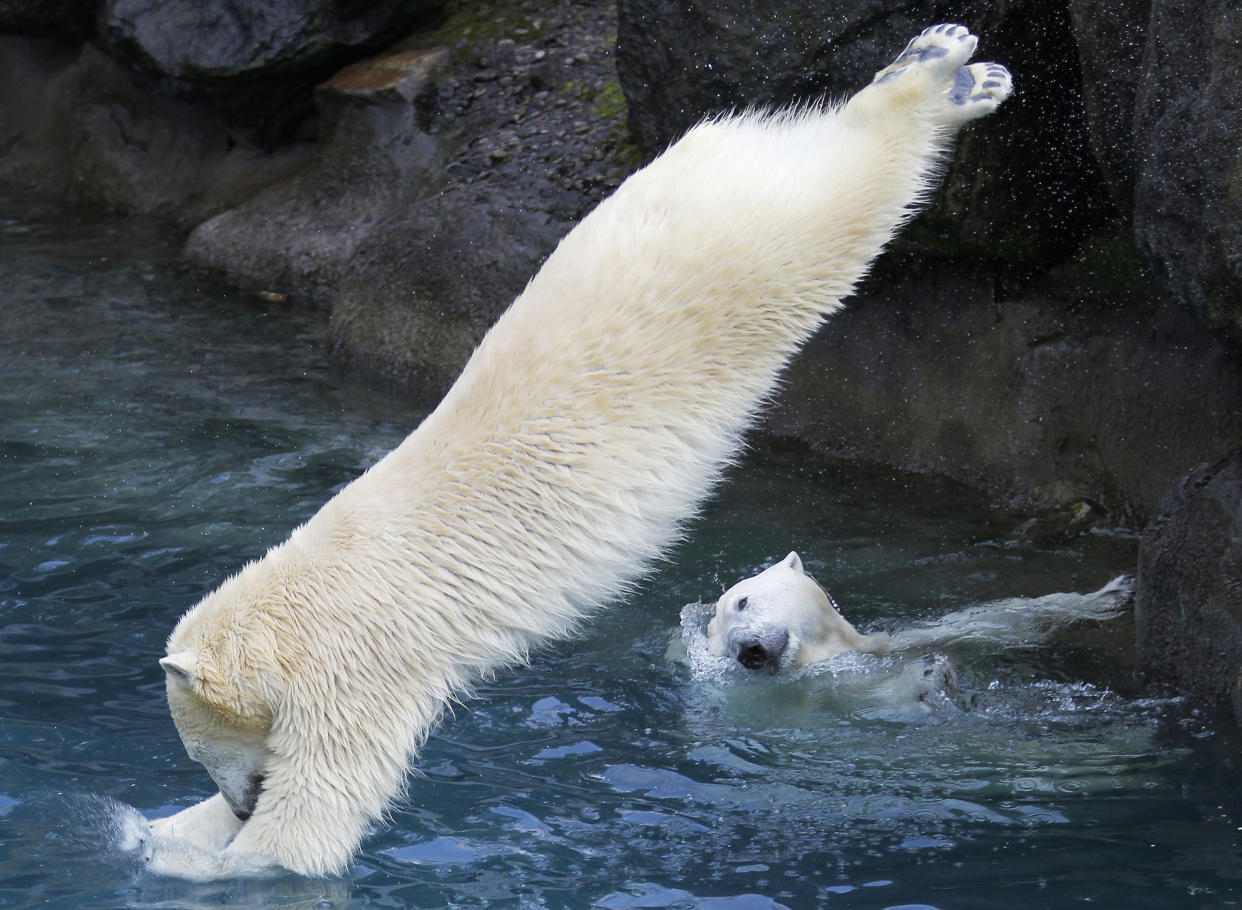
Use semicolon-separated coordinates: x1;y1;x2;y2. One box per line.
707;552;890;669
891;575;1135;652
149;26;1011;878
702;553;1131;675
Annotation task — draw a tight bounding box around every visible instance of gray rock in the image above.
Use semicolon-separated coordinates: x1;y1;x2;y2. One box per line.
615;0;910;155
329;199;564;407
1065;0;1150;215
1133;0;1242;346
1136;450;1242;724
615;0;1112;265
764;261;1242;526
0;36;310;226
96;0;443;141
0;0;95;36
184;48;452;304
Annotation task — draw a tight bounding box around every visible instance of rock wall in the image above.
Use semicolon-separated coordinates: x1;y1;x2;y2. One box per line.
765;262;1242;526
1136;451;1242;725
0;36;312;226
1133;0;1242;346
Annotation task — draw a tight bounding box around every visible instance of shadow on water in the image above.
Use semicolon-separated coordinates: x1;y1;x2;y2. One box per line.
1;189;1239;908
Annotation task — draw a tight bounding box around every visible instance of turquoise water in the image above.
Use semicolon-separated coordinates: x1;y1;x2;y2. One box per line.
1;191;1239;909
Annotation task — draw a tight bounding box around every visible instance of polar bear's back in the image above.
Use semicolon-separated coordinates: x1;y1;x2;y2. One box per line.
359;106;945;635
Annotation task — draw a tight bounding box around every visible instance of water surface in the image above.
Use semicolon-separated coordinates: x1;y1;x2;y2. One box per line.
1;191;1238;909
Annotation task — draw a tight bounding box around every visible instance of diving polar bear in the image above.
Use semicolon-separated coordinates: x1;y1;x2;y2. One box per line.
145;25;1012;878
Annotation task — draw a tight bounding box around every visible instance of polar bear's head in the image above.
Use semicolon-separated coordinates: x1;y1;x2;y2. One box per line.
160;648;274;822
159;571;282;825
706;552;889;672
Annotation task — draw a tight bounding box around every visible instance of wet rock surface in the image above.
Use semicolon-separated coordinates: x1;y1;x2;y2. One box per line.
1136;451;1242;725
1133;0;1242;346
764;259;1242;527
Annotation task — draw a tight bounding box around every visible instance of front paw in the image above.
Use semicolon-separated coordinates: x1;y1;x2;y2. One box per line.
114;805;155;864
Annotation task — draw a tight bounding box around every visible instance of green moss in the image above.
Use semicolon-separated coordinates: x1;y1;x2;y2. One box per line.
568;78;640;167
592;81;627;121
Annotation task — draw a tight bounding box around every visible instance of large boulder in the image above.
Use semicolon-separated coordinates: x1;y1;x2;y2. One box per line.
0;36;310;226
615;0;913;155
1136;451;1242;724
96;0;444;142
328;196;564;406
183;47;452;304
1065;0;1150;214
765;257;1242;525
615;0;1112;266
1133;0;1242;346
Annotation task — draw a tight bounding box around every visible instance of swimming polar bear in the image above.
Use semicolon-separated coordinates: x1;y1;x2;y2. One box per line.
142;25;1011;879
704;552;1133;678
707;551;891;671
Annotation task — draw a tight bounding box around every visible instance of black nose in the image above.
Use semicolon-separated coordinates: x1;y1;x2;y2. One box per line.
732;627;789;672
737;641;771;670
232;772;266;822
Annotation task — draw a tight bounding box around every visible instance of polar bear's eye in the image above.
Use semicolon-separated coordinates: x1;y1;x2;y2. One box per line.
736;596;748;611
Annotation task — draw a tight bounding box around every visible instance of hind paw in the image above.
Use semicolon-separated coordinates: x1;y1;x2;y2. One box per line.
862;24;1012;128
945;61;1013;124
873;23;978;86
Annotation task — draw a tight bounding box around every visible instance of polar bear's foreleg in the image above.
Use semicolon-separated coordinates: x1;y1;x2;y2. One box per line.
148;793;243;852
145;793;264;879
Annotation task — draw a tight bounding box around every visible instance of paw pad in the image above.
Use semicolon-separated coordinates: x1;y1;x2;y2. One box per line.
949;61;1013;111
866;24;1013;126
874;23;979;86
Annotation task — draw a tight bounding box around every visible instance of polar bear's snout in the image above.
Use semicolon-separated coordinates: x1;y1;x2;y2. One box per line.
232;772;266;822
160;651;274;825
188;738;270;822
727;624;791;672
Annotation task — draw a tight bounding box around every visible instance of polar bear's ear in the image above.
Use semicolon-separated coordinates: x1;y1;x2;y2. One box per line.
160;651;200;685
779;551;805;574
